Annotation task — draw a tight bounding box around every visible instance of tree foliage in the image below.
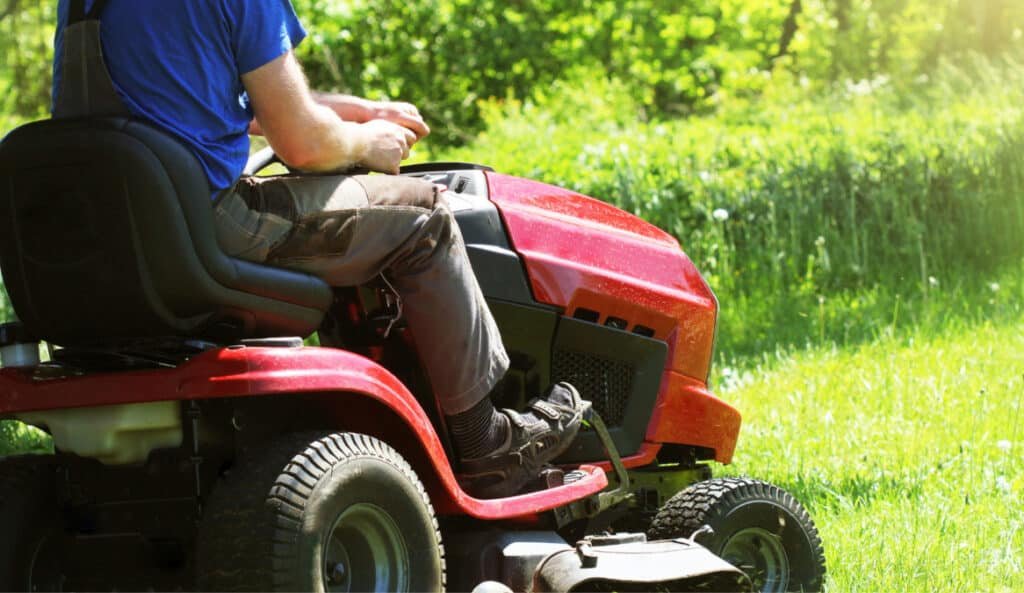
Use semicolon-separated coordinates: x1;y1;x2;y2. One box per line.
2;1;1023;143
0;1;54;128
292;0;798;143
291;0;1024;144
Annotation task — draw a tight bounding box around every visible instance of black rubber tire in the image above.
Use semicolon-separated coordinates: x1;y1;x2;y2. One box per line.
0;454;60;592
196;432;445;592
648;477;826;593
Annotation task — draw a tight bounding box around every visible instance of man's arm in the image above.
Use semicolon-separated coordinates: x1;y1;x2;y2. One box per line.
242;51;416;174
312;93;431;140
248;93;430;141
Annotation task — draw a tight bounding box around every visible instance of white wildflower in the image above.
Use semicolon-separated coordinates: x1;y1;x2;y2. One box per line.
997;440;1012;453
814;236;826;248
712;208;730;222
989;282;1001;293
846;79;873;96
996;475;1011;493
928;276;939;287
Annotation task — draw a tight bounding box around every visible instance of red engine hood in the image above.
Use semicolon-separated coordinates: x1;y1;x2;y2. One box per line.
485;172;718;382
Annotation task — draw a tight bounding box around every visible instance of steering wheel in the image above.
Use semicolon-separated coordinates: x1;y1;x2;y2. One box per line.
243;146;283;176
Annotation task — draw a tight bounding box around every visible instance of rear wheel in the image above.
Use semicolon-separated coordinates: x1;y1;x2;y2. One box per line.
648;477;825;593
0;454;61;591
197;432;445;592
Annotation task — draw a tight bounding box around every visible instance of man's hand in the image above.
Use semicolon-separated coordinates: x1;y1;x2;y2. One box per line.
368;101;430;141
309;94;430;141
354;119;418;175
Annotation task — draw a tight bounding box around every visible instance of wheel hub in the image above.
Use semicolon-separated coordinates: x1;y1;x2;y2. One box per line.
323;503;409;593
720;527;790;593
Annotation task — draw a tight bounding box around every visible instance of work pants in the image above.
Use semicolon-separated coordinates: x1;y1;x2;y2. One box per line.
213;173;510;415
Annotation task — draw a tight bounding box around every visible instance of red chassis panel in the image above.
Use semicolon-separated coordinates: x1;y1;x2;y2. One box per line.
0;346;606;519
486;173;740;463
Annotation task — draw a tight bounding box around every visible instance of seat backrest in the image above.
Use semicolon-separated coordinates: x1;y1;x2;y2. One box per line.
0;117;332;345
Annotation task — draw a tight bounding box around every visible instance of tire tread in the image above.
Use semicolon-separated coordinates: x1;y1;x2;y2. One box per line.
196;432;445;592
648;477;826;592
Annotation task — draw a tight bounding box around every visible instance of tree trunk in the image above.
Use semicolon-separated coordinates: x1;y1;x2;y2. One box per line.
774;0;802;61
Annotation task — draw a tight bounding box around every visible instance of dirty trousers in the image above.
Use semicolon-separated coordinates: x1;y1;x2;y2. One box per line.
214;174;510;415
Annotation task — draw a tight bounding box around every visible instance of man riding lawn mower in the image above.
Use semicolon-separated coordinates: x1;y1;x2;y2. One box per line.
0;0;826;590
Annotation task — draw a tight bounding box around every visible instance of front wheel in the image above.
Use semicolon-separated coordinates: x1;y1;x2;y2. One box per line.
647;477;825;593
197;432;445;592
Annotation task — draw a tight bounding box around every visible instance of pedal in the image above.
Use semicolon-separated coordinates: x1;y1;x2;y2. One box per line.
370;276;403;338
563;469;587;485
539;468;565;489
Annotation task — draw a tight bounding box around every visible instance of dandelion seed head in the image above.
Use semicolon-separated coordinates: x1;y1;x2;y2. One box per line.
712;208;730;222
997;440;1012;453
928;276;939;287
989;282;1000;293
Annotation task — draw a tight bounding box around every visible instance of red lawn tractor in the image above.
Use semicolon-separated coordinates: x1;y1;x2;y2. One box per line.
0;116;825;592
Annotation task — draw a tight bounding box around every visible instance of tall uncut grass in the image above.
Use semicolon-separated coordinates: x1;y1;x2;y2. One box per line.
438;58;1024;353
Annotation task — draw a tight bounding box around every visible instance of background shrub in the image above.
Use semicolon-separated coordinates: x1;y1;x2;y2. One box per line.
440;59;1024;297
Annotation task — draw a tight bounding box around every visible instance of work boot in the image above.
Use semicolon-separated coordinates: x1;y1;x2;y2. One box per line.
457;382;589;499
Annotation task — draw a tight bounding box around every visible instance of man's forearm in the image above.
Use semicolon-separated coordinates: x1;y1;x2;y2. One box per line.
312;92;375;123
242;51;413;174
249;93;371;136
284;103;366;172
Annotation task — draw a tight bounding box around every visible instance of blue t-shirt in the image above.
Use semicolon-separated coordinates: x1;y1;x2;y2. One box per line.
53;0;307;197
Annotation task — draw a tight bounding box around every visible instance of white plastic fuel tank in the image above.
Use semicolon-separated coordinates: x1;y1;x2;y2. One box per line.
17;401;183;465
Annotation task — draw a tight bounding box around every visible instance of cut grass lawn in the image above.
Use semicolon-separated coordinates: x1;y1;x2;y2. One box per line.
718;315;1024;592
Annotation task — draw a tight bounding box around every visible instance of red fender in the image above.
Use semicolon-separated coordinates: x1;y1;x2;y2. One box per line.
0;346;606;519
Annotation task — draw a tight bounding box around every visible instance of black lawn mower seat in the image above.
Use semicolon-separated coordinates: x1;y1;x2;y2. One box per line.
0;117;332;344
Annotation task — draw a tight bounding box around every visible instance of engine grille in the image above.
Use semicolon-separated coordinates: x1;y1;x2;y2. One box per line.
552;350;633;426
